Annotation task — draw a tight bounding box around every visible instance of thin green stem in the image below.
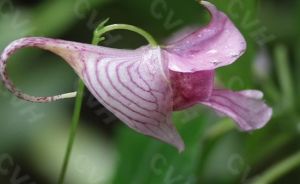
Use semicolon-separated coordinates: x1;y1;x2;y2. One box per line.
58;80;85;184
295;41;300;105
274;44;294;109
249;151;300;184
202;119;235;141
94;24;158;47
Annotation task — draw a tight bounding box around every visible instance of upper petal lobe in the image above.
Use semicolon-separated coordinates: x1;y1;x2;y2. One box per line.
164;1;246;72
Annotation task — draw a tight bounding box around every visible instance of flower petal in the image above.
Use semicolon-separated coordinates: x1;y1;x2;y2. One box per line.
81;45;184;151
164;26;198;45
200;89;272;131
164;1;246;72
171;70;214;111
0;37;184;151
238;90;264;99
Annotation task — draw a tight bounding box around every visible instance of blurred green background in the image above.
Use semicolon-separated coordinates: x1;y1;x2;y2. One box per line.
1;0;300;183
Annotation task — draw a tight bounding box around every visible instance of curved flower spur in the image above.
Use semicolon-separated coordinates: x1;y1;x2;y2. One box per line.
0;1;272;152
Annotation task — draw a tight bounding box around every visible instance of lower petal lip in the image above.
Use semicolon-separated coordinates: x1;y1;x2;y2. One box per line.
200;89;273;131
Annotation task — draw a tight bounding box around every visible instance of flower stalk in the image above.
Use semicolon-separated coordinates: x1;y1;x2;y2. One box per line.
274;44;295;110
249;151;300;184
93;20;158;47
57;80;84;184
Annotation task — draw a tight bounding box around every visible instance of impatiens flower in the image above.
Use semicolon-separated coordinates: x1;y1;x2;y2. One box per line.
0;1;272;152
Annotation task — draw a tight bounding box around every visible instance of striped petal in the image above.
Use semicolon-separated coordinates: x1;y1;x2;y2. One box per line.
164;1;246;72
0;37;184;151
81;46;184;151
200;89;272;131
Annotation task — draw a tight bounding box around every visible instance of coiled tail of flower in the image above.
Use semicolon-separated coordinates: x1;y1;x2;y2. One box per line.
0;37;86;102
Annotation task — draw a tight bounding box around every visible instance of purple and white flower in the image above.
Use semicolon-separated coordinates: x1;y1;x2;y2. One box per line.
0;1;272;151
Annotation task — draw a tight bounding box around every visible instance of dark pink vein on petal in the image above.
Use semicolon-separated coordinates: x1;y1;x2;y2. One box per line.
101;60;161;123
136;62;166;96
208;99;253;129
211;94;249;113
83;61;158;126
113;60;162;113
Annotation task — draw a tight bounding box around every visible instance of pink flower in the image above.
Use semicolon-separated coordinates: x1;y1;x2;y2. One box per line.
0;1;272;151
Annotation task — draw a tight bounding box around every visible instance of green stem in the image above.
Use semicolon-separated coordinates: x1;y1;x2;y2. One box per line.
58;80;85;184
295;41;300;105
274;44;294;109
249;151;300;184
202;119;235;141
94;23;158;47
